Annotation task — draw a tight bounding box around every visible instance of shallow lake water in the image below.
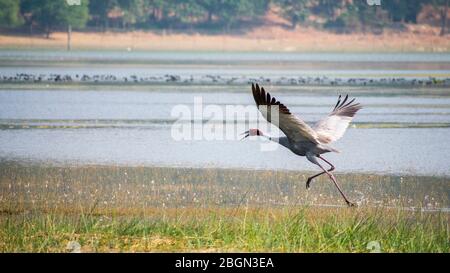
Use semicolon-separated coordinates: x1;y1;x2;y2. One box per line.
0;50;450;172
0;51;450;176
0;50;449;210
0;87;449;177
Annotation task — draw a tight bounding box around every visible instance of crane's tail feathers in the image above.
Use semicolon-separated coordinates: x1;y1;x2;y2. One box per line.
319;144;340;153
330;147;341;153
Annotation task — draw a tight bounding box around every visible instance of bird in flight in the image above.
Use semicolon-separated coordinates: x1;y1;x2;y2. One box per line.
242;83;362;207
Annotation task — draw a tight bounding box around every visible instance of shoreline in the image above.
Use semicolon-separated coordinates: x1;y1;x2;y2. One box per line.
1;158;450;179
2;72;449;87
1;26;449;52
1;160;448;207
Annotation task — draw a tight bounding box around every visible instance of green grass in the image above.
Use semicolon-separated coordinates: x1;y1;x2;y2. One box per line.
0;207;448;253
0;162;448;252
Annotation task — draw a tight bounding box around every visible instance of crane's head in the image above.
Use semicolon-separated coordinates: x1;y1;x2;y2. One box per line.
240;129;263;140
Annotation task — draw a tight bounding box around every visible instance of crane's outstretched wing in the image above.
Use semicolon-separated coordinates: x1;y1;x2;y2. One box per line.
252;83;319;144
313;95;362;144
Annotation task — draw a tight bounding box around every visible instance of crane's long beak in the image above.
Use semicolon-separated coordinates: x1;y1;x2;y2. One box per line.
240;131;249;140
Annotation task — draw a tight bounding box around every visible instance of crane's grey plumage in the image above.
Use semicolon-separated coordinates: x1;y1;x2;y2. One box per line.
242;83;362;207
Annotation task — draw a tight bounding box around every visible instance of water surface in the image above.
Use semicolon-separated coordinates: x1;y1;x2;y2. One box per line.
1;50;450;177
0;87;449;176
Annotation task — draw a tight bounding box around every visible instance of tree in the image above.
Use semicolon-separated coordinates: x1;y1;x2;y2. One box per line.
218;0;268;30
198;0;219;23
152;0;269;31
166;0;206;26
88;0;117;30
144;0;175;27
428;0;449;35
311;0;343;18
0;0;23;27
23;0;89;38
117;0;148;29
440;0;449;35
383;0;425;23
321;1;389;33
276;0;309;29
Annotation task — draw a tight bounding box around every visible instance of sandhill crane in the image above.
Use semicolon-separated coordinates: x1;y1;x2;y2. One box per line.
242;83;362;207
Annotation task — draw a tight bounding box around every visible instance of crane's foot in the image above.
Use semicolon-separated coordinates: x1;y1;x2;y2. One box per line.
346;200;357;207
305;179;312;189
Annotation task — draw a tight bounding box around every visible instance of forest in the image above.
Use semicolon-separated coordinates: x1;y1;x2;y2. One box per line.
0;0;448;36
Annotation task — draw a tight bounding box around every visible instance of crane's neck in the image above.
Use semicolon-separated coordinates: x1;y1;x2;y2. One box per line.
266;136;290;149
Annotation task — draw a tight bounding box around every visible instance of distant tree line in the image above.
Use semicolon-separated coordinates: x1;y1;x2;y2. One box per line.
0;0;448;36
276;0;449;35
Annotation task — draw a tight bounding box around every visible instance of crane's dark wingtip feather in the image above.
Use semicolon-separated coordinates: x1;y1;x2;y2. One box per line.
251;83;258;105
331;94;362;117
250;83;291;115
342;98;355;108
340;94;349;108
334;94;342;110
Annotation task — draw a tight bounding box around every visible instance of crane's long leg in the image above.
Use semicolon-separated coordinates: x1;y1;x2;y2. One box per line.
306;157;335;189
307;154;355;207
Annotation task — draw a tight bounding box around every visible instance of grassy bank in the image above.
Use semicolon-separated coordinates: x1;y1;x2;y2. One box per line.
0;162;448;252
0;207;448;252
